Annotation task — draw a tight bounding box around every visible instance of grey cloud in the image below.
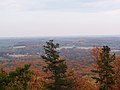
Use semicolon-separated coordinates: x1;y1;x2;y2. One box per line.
0;0;120;12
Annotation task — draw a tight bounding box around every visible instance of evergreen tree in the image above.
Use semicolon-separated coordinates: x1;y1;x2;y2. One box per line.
0;64;32;90
9;64;32;90
41;40;74;90
0;69;10;90
91;46;115;90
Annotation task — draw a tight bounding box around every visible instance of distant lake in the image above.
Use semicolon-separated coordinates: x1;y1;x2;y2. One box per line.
13;46;26;49
58;46;94;50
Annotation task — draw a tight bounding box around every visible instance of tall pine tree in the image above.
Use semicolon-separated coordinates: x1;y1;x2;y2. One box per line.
41;40;74;90
91;46;115;90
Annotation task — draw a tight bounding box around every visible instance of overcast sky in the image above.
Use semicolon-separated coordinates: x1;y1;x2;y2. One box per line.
0;0;120;37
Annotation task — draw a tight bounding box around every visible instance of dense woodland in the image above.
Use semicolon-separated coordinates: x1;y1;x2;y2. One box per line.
0;40;120;90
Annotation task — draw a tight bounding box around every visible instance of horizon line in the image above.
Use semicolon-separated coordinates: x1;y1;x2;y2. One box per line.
0;35;120;39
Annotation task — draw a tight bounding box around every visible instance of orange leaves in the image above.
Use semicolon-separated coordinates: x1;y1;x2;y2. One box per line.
113;56;120;90
29;70;46;90
91;47;102;62
74;76;99;90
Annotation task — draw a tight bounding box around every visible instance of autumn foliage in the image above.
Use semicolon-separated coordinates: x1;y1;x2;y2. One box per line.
1;40;120;90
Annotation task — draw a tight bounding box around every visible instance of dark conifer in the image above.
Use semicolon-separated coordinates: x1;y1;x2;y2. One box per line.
91;46;115;90
41;40;74;90
0;64;32;90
